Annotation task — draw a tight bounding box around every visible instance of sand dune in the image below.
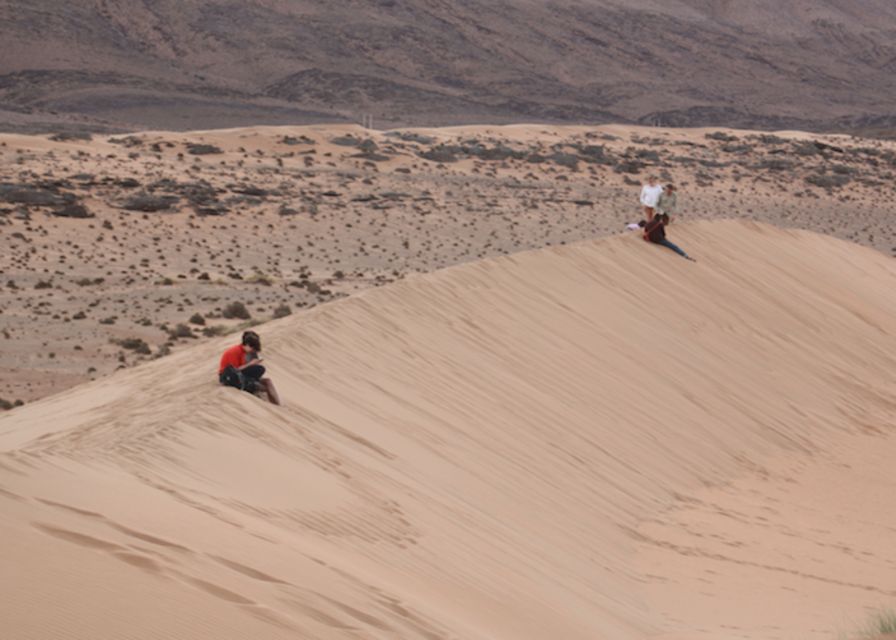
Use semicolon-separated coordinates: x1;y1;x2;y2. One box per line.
1;221;895;639
5;123;896;405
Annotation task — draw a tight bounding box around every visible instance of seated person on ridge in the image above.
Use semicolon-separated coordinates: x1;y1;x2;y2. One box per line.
218;330;281;405
643;214;695;261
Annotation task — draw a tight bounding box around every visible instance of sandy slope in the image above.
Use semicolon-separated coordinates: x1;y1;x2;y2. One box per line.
5;123;896;405
1;221;895;639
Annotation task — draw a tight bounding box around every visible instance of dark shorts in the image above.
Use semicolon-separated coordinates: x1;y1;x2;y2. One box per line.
220;364;265;393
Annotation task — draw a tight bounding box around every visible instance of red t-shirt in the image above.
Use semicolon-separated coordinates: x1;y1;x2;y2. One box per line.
219;344;246;374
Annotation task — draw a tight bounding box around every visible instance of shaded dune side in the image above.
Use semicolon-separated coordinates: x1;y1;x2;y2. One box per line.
1;220;895;639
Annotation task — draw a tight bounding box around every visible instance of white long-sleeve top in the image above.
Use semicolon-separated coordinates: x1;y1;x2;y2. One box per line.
640;184;663;207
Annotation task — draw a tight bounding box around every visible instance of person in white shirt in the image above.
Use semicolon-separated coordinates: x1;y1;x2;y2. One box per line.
639;176;664;221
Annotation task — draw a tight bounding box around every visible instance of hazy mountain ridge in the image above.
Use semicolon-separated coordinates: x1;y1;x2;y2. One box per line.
1;0;895;132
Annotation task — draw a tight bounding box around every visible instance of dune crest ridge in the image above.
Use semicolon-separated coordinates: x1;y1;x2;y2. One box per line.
2;220;895;639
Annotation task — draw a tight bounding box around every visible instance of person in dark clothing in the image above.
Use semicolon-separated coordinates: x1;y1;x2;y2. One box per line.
218;330;281;405
643;214;695;261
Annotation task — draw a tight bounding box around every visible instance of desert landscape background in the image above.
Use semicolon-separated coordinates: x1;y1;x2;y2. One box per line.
2;1;896;639
2;0;896;134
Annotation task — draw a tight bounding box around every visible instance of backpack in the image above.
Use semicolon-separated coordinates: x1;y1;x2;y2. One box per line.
220;365;246;390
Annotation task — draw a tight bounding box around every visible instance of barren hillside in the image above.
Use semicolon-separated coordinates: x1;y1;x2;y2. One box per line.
2;0;896;132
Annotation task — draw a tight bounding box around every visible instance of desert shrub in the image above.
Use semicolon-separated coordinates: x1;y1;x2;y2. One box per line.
53;204;94;219
471;145;523;161
635;148;660;161
755;134;787;145
389;131;435;144
721;144;753;154
186;143;222;155
853;608;896;638
272;304;291;319
549;152;579;169
154;344;172;359
806;174;850;188
791;141;820;156
169;323;194;339
50;132;92;142
419;146;460;163
189;313;206;325
109;136;143;147
281;134;315;145
246;273;272;286
614;160;644;174
695;170;716;186
705;131;738;142
871;609;896;634
756;158;794;171
122;193;179;212
118;338;151;355
357;139;379;153
577;144;609;162
222;301;250;319
330;135;360;147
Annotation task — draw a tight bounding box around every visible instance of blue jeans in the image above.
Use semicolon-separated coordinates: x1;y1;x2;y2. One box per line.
657;238;689;258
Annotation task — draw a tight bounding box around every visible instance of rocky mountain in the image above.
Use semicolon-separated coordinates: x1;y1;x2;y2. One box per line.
1;0;895;133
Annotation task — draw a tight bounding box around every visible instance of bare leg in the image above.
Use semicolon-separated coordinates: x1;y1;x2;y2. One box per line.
644;206;655;221
261;378;281;406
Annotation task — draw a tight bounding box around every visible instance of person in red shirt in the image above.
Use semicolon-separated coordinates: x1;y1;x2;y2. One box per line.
218;330;281;405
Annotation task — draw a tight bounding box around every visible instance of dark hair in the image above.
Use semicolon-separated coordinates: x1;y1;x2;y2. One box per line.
241;330;261;351
660;213;670;223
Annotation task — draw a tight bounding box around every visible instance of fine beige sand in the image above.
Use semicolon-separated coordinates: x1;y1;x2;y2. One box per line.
2;220;895;639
